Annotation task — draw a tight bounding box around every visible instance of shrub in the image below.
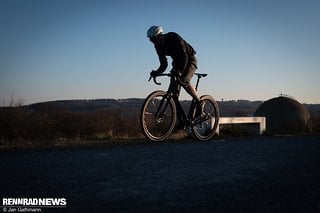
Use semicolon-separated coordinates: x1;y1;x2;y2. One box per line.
0;105;141;143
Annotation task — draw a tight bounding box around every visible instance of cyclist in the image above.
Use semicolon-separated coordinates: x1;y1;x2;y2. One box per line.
147;25;203;117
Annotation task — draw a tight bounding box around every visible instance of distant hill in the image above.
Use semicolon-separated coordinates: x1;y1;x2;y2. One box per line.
26;98;264;117
28;98;143;113
2;98;319;118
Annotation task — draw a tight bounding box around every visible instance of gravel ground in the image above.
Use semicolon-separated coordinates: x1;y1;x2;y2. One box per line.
1;136;320;212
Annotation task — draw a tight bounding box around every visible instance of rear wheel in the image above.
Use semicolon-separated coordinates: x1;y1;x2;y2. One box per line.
192;95;219;141
140;90;176;141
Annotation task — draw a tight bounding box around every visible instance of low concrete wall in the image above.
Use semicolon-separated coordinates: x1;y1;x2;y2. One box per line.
217;117;266;135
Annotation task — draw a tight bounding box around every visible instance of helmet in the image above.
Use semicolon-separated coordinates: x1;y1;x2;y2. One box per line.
147;26;163;38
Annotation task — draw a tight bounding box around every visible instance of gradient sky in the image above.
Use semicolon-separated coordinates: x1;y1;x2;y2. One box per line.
1;0;319;105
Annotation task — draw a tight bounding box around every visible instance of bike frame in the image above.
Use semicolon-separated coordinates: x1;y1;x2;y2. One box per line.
153;73;207;127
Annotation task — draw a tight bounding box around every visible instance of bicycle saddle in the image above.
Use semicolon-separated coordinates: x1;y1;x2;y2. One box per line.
195;73;208;77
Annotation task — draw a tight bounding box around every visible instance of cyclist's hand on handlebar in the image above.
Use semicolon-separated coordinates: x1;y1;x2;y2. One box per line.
149;70;161;85
150;70;159;78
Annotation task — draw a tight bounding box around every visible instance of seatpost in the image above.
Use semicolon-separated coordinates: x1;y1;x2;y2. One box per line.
195;75;201;91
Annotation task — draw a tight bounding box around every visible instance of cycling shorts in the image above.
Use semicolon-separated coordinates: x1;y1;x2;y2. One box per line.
180;56;197;84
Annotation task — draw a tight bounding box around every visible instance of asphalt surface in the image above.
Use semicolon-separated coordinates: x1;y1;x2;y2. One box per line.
1;136;320;212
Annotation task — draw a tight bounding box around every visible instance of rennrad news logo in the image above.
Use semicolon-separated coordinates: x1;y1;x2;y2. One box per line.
2;198;67;206
1;198;67;211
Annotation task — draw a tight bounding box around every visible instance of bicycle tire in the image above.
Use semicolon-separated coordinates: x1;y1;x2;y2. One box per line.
140;90;177;141
191;95;220;141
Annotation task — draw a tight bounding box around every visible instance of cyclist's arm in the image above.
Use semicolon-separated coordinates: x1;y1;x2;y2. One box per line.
155;48;167;74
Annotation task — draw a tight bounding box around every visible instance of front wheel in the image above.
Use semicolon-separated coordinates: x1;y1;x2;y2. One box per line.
191;95;220;141
140;90;177;142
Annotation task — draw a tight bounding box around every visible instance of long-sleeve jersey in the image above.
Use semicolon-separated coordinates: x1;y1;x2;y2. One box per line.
154;32;196;73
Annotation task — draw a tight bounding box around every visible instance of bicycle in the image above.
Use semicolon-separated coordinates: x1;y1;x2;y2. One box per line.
140;71;220;141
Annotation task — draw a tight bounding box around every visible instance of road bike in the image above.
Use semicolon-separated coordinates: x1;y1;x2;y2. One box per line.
140;71;220;141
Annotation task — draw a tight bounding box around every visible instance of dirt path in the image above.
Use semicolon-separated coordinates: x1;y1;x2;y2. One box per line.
1;136;320;212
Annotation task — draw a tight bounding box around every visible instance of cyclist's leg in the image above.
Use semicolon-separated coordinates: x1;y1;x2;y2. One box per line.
180;61;204;117
180;62;200;102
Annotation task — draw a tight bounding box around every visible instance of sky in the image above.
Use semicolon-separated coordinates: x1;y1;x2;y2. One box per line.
1;0;319;105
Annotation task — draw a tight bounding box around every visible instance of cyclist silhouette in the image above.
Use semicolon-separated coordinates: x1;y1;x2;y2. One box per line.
147;25;203;117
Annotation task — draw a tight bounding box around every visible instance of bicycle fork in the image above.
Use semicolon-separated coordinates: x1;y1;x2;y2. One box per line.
155;94;171;122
